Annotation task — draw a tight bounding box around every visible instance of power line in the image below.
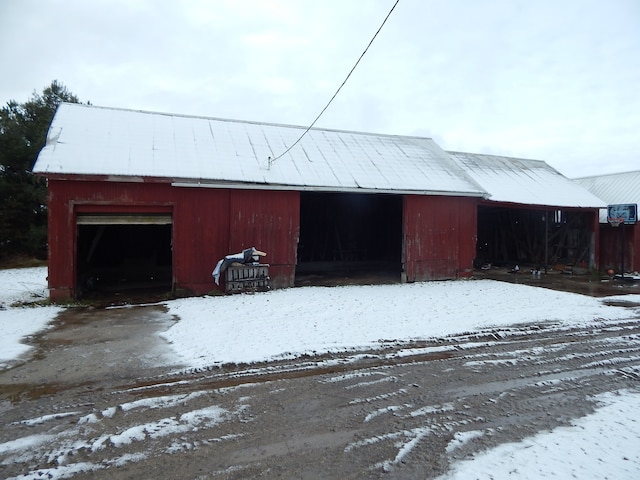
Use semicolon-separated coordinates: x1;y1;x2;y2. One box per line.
268;0;400;167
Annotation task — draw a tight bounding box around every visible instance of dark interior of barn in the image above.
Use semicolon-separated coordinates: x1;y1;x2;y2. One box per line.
76;224;172;297
475;206;594;270
296;192;403;285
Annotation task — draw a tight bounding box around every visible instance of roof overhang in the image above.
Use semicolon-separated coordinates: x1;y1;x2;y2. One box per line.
170;180;488;197
37;172;486;198
479;198;605;210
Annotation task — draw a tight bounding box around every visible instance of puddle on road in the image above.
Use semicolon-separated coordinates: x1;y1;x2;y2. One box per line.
602;299;640;308
0;378;98;403
1;382;71;403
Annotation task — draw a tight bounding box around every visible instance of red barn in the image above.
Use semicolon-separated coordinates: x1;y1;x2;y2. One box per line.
33;104;605;301
33;104;487;301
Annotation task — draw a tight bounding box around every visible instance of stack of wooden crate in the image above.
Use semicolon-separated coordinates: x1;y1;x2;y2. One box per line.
225;264;270;293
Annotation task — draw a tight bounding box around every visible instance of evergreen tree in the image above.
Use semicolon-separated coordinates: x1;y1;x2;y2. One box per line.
0;81;81;261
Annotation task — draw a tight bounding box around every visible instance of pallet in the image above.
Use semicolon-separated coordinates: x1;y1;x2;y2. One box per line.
225;264;270;293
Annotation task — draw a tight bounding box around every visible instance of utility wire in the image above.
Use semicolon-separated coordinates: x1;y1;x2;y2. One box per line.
269;0;400;167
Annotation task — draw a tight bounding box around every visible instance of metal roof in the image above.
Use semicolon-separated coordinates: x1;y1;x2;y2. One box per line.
33;104;605;209
574;170;640;222
33;103;485;197
448;151;606;209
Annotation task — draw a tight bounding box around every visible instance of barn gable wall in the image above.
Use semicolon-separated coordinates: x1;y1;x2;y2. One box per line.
46;179;300;301
403;195;477;281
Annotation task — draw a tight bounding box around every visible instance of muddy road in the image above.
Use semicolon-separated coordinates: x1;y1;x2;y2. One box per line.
1;300;640;479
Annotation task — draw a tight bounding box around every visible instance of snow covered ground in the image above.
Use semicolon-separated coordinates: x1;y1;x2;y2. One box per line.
0;267;61;368
1;266;640;479
163;279;637;367
438;389;640;480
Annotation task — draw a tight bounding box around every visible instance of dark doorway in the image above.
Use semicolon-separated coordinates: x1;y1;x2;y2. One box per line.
77;223;172;297
296;192;402;284
476;206;593;269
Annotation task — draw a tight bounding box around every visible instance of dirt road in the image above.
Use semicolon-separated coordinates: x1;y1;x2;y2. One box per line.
1;299;640;479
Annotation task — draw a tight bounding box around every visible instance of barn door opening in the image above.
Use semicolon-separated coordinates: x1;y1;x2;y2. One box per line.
476;206;594;270
296;192;402;285
76;214;173;297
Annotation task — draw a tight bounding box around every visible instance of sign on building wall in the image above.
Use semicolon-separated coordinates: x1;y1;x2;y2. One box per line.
607;204;638;225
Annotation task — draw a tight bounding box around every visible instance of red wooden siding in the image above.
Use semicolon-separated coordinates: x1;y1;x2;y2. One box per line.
48;180;178;300
590;210;601;271
172;187;231;295
46;177;484;302
46;179;300;300
403;195;478;281
229;190;300;289
47;179;76;301
599;223;638;273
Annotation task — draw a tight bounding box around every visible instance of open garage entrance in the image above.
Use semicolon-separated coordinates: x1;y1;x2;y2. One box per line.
76;214;173;297
296;192;403;285
475;205;595;272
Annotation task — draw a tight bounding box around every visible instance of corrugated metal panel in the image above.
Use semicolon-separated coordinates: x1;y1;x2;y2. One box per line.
574;170;640;223
574;170;640;205
34;103;485;197
448;151;606;208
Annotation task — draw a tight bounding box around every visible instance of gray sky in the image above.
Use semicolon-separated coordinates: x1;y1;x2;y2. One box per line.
2;0;639;178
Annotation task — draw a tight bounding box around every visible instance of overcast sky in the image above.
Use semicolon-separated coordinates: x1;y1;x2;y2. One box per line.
1;0;639;178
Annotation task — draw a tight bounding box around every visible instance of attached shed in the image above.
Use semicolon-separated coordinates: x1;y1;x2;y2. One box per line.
448;152;606;271
575;170;640;273
33;103;486;301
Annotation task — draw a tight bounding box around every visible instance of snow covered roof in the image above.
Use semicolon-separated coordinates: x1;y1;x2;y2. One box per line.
33;103;485;197
34;104;605;209
574;170;640;222
448;151;606;209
